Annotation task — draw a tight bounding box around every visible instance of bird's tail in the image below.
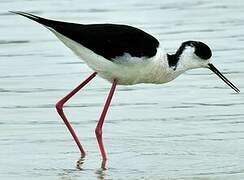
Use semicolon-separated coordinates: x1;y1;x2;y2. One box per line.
9;11;54;28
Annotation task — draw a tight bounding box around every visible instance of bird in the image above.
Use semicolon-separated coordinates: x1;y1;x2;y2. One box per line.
11;11;240;169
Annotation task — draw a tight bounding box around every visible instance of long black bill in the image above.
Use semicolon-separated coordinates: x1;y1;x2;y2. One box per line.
208;63;240;93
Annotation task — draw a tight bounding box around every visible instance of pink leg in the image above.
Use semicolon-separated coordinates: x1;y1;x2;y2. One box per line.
56;72;97;157
95;79;117;169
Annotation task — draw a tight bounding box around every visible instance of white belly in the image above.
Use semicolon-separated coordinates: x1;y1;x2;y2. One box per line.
51;29;177;85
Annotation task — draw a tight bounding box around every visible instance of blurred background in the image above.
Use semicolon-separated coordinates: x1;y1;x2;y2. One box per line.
1;0;244;179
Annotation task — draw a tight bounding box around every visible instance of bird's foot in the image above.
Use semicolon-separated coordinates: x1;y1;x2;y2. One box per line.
76;156;85;170
101;159;107;170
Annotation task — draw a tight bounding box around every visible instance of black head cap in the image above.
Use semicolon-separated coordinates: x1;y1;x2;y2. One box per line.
185;41;212;60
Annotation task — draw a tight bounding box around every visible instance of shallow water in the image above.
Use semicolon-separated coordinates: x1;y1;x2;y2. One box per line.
1;0;244;179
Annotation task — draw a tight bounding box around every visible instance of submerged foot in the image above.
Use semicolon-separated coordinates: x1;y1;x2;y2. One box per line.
101;159;107;170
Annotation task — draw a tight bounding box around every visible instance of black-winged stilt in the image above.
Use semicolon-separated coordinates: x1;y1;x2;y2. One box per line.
11;11;240;169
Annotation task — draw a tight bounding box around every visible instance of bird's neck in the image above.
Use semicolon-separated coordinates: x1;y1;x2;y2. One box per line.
167;47;198;72
145;53;179;84
145;48;194;84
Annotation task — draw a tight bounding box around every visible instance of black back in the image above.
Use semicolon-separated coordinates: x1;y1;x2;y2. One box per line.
54;23;159;60
12;12;159;60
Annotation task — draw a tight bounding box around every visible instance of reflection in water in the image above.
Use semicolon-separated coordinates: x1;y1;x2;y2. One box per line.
95;168;106;180
58;168;82;180
56;158;107;180
57;167;106;180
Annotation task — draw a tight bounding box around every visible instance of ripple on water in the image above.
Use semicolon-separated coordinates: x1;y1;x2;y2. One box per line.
0;40;30;44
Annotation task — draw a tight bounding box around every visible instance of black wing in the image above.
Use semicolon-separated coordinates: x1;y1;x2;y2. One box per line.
11;11;159;60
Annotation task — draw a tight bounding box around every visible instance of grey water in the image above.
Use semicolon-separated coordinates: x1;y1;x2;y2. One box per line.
1;0;244;179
